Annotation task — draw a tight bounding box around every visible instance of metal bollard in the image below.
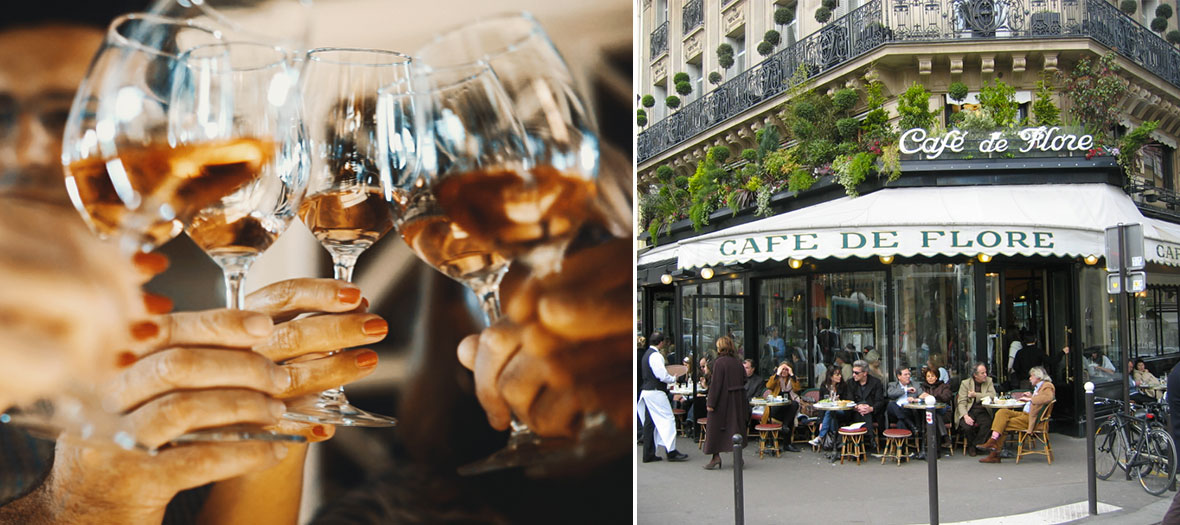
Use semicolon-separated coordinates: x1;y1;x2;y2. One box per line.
1086;382;1097;516
733;433;744;525
926;402;940;525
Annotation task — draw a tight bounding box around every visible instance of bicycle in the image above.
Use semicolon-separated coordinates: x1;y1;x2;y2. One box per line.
1093;397;1178;496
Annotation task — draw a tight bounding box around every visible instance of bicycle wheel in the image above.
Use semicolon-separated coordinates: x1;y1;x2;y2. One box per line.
1094;421;1121;480
1135;428;1177;496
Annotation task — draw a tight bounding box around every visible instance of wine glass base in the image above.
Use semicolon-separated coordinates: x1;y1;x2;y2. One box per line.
170;425;307;448
283;401;397;428
457;418;627;477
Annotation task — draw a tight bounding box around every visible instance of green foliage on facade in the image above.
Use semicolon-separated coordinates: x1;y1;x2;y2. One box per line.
642;95;655;108
676;80;693;96
1031;75;1060;126
666;95;681;108
758;41;775;56
709;71;723;84
947;81;969;102
1059;52;1128;142
977;78;1018;127
765;30;782;47
1152;16;1169;32
637;109;648;127
717;43;735;69
815;7;832;23
775;7;795;25
1169;29;1180;44
1118;120;1161;180
897;82;938;131
1159;3;1174;18
832;88;859;111
1120;0;1137;14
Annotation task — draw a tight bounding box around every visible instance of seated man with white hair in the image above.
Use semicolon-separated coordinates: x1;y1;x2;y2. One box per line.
977;366;1056;464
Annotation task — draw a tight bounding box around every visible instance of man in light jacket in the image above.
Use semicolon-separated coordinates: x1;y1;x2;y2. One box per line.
956;362;998;456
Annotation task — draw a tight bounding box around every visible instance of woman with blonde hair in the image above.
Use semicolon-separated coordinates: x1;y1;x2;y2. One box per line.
702;336;748;469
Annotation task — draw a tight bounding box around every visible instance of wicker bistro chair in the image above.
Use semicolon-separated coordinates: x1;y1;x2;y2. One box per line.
1016;400;1056;464
793;389;822;444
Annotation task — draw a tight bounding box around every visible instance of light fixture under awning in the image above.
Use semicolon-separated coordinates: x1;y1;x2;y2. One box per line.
675;183;1180;269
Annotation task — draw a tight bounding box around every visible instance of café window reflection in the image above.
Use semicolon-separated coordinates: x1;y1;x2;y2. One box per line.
892;263;976;383
757;277;808;385
813;272;887;382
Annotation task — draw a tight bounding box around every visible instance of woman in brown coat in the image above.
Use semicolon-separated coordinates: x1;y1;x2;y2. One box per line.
703;336;748;469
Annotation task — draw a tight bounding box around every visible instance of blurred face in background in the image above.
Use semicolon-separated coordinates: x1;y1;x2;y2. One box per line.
0;25;103;206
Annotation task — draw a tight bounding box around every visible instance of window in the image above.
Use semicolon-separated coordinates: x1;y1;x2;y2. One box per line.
758;277;809;384
727;32;746;73
653;82;667;121
816;272;888;381
686;62;702;103
892;264;975;382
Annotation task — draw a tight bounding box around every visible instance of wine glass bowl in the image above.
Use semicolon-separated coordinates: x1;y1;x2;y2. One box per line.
174;41;309;308
416;13;600;275
62;13;225;254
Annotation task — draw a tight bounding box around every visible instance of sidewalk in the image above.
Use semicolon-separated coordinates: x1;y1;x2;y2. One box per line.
637;433;1171;524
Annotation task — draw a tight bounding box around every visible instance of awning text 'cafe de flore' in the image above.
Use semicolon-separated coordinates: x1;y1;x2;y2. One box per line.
637;126;1180;435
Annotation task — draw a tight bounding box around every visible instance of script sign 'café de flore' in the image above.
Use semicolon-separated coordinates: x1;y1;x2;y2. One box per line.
638;127;1180;437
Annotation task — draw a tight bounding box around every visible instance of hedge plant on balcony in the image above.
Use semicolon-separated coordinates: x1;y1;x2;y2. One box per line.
977;78;1019;128
637;109;648;127
757;41;775;57
897;82;939;131
1120;0;1137;15
642;165;692;243
948;81;969;103
709;71;723;85
815;6;832;23
1169;29;1180;44
642;94;655;108
1153;17;1169;33
666;95;681;109
717;43;735;70
775;7;795;26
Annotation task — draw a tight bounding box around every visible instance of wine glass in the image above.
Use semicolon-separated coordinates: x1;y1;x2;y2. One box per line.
147;0;314;52
378;64;515;322
416;12;601;276
286;47;412;427
62;13;227;255
175;42;309;310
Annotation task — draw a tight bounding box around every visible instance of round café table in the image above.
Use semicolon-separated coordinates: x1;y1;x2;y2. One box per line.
904;402;949;456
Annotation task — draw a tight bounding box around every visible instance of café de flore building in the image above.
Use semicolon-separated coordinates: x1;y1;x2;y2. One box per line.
638;129;1180;436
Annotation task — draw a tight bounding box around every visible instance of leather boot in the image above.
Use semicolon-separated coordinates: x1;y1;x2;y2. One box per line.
978;449;1001;463
977;435;1000;452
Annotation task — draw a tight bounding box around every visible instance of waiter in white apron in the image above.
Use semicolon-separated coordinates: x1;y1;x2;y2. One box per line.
637;331;689;462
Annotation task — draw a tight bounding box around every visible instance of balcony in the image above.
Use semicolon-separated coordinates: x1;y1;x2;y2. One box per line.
651;21;669;61
683;0;704;36
638;0;1180;164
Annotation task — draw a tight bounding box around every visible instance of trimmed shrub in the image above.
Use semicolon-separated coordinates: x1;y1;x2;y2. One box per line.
815;6;832;23
774;7;795;25
1169;29;1180;43
836;117;861;140
710;145;732;163
741;148;759;162
832;88;858;111
1159;3;1173;18
655;165;674;182
1120;0;1137;14
717;43;735;69
822;0;838;9
1153;16;1168;32
675;80;693;96
637;112;648;127
793;99;820;121
666;95;681;108
641;94;655;108
948;81;969;102
709;71;723;84
757;41;774;56
764;29;782;46
673;72;690;84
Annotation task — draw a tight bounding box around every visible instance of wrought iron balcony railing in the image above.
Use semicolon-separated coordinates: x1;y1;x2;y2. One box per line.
651;21;669;60
683;0;704;35
638;0;1180;164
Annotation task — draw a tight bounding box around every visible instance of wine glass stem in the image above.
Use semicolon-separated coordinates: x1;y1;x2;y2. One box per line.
328;253;360;399
469;281;502;325
217;256;255;310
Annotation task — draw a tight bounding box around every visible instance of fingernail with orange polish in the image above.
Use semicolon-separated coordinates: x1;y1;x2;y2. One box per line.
116;351;137;368
130;321;158;340
142;293;173;314
355;350;378;368
312;425;328;437
338;287;362;304
362;318;388;336
132;252;170;274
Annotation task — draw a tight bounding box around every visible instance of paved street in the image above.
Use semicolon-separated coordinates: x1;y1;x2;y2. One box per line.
637;433;1173;524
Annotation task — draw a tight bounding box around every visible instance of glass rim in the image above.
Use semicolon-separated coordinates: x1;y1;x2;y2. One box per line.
191;0;311;46
107;12;222;59
182;41;293;72
419;11;546;63
307;47;413;66
377;61;494;97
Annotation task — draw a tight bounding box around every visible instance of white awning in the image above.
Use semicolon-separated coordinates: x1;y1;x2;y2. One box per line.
638;239;679;267
676;184;1180;269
